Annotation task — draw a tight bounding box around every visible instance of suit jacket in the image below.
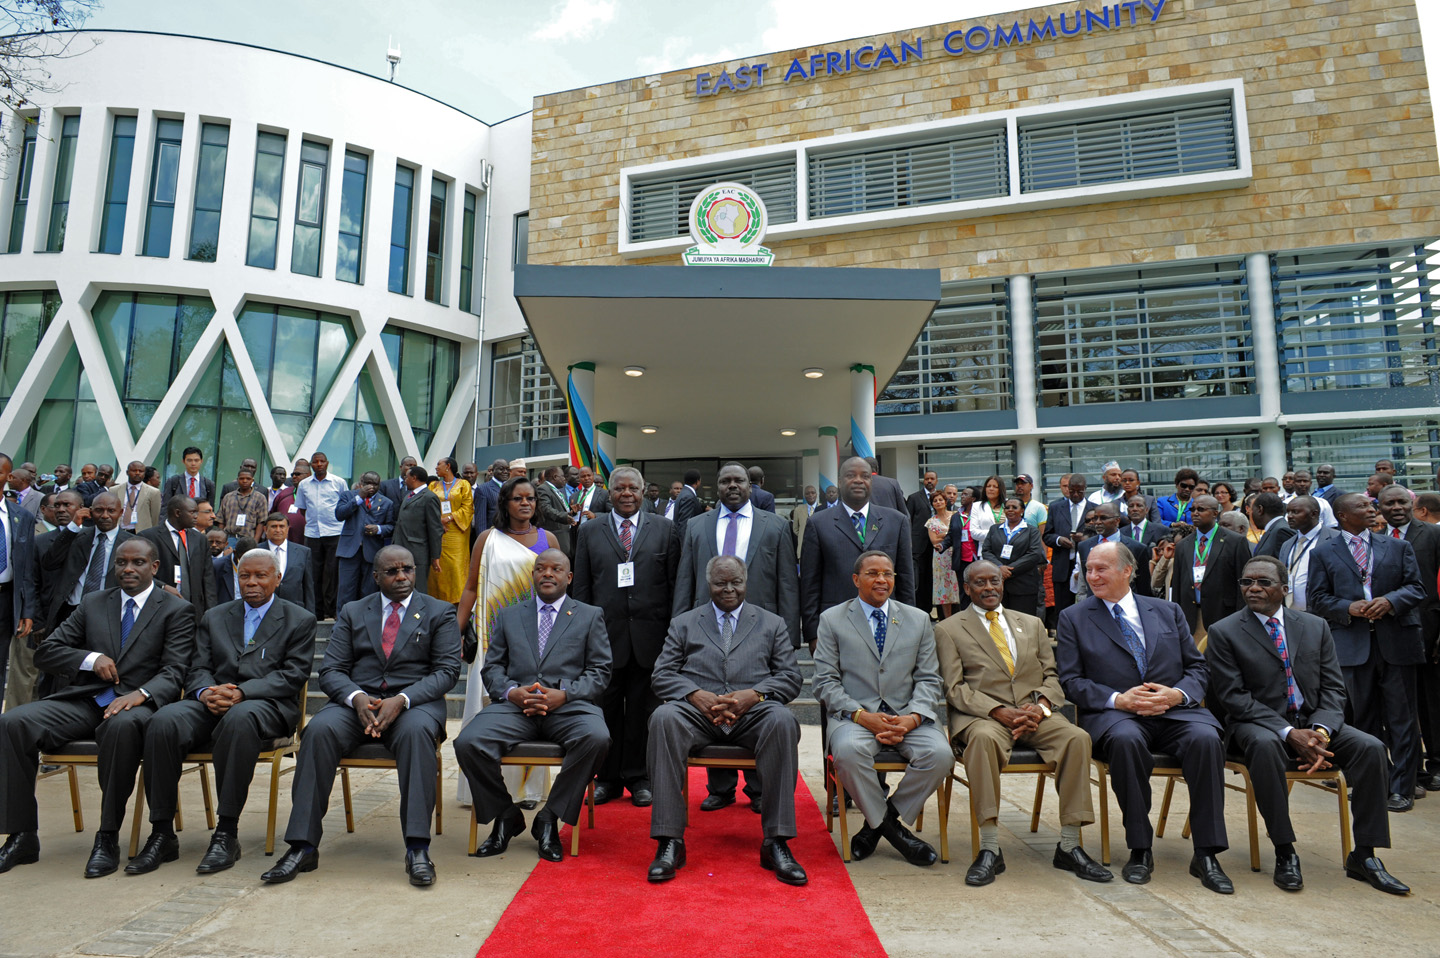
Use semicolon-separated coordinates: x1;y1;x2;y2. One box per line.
34;586;196;706
869;475;907;514
273;540;316;612
1204;607;1347;740
163;473;215;509
671;486;704;531
1171;526;1249;633
1043;496;1098;587
800;503;916;643
812;599;943;728
571;511;678;670
392;488;444;570
335;492;395;561
1399;521;1440;655
749;487;776;513
1253;519;1295;559
651;602;801;703
2;499;37;625
188;597;318;730
318;590;461;723
534;481;572;553
573;484;611;518
474;478;503;533
213;555;238;603
1306;530;1426;667
1128;518;1171;550
272;486;306;544
1077;534;1154;599
139;523;217;614
34;525;136;631
73;479;108;507
980;522;1047;597
481;595;611;712
935;604;1066;741
1056;593;1220;741
673;503;801;648
906;489;934;557
109;481;161;532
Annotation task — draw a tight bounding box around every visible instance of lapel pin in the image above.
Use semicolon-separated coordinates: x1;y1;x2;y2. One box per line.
566;609;573;615
413;613;420;619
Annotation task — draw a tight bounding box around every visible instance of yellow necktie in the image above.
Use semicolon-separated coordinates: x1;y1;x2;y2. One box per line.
986;610;1014;675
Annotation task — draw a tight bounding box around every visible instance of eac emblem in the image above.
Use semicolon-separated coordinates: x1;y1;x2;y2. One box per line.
683;182;774;266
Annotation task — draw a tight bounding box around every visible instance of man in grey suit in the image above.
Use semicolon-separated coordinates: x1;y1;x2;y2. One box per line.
391;466;443;595
646;555;805;885
812;550;947;866
534;465;573;555
671;469;705;531
262;546;460;887
672;462;800;810
458;549;611;863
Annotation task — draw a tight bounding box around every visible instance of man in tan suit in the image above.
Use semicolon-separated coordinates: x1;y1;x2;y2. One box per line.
111;460;161;533
790;485;817;557
935;559;1112;886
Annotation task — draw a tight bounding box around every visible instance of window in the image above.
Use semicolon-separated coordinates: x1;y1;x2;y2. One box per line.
142;118;184;257
1274;243;1440;393
918;444;1018;495
45;114;81;251
1018;94;1238;192
187;123;229;262
1034;259;1253;408
236;302;356;456
161;344;268;484
809;127;1007;218
388;164;414;293
0;290;60;409
92;290;216;440
628;156;797;243
484;336;564;446
878;280;1010;416
1041;432;1260;502
7;118;38;252
246;131;286;269
513;211;528;267
18;343;110;471
1289;424;1439;493
380;327;461;452
291;139;328;276
459;190;477;312
98;115;136;254
320;368;396;481
424;177;446;303
335;150;367;283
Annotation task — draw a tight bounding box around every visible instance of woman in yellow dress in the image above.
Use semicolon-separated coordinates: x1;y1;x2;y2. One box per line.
428;456;473;604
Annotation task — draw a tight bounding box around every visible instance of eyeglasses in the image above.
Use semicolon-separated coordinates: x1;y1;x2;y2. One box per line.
858;569;896;579
1177;481;1197;489
1238;577;1279;588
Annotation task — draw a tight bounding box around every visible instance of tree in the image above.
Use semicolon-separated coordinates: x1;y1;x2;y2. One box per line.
1;1;102;122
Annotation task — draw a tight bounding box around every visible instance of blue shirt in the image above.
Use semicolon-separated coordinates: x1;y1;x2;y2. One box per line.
294;474;350;537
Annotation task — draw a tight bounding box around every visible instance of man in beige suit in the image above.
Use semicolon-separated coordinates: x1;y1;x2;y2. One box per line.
111;460;162;533
813;551;948;866
935;559;1112;886
790;485;817;557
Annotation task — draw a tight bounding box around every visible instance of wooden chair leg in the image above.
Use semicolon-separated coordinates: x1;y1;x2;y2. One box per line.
129;772;145;859
1336;770;1353;865
174;778;184;833
570;809;581;858
1156;776;1176;837
586;779;595;828
966;775;981;861
266;754;282;855
915;801;924;833
1031;772;1046;833
824;756;835;833
198;764;216;830
681;764;689;828
837;776;852;862
937;780;950;864
468;806;479;856
1234;766;1259;872
434;750;443;836
66;765;84;832
341;767;355;832
1094;763;1111;866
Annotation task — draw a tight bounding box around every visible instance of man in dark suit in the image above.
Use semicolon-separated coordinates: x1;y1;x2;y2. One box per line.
1379;485;1440;792
0;538;195;876
533;465;573;556
672;469;705;531
263;545;461;887
572;465;611;524
571;466;677;807
1077;502;1153;600
746;466;776;513
1043;474;1095;619
1308;493;1427;810
1057;541;1232;893
1251;493;1294;559
162;446;214;511
0;453;37;699
865;457;907;514
1205;556;1408;894
140;494;217;616
377;457;418;521
1125;495;1168;550
673;462;800;809
646;554;806;885
12;491;91;709
1313;463;1344;506
458;549;612;862
471;458;507;539
981;496;1048;613
906;470;939;615
33;492;135;638
261;512;315;613
334;471;395;609
212;538;258;603
135;550;317;874
272;460;308;545
801;456;916;651
1170;496;1248;647
391;466;443;596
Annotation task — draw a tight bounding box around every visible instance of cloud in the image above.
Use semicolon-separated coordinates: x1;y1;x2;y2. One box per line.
634;36;748;74
531;0;617;42
759;0;970;52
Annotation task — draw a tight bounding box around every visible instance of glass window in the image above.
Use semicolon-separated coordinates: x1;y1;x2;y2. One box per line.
336;150;367;283
323;368;396;480
459;191;477;313
246;131;286;269
878;280;1010;416
187;123;229;262
0;291;60;403
45;114;81;252
91;290;216;442
142;118;184;257
388;164;414;293
424;177;446;303
1041;433;1260;502
236;301;356;457
483;336;564;447
98;115;136;254
513;211;528;267
918;444;1017;495
291;139;328;277
7;118;38;253
157;346;270;484
383;326;461;452
1288;424;1439;493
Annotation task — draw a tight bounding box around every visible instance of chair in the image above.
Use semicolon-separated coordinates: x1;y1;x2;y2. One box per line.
944;745;1054;861
826;749;951;863
466;742;597;857
338;737;445;836
682;744;758;827
1091;752;1184;866
1203;761;1352;872
39;742;157;858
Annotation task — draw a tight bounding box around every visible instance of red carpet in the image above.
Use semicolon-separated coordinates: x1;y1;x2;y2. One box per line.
477;768;887;958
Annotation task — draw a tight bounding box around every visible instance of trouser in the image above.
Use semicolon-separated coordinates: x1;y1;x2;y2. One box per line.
307;535;340;618
1095;715;1228;851
829;720;949;828
336;554;379;611
599;657;659;788
144;698;291;822
913;549;934;615
3;635;39;711
1415;659;1440;774
961;712;1094;826
0;583;12;697
1344;636;1421;798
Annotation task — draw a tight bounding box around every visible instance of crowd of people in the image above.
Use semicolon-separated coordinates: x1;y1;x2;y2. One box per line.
0;446;1433;900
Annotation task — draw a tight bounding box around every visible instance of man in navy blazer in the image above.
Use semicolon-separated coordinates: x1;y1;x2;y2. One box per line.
473;458;507;536
1076;503;1153;599
746;466;775;513
262;512;316;613
1307;493;1427;810
1043;474;1096;620
334;472;395;610
1057;541;1232;893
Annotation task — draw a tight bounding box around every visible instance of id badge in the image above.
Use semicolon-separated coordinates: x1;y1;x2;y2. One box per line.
441;500;452;515
288;504;298;514
617;561;635;588
173;564;183;584
1193;564;1206;586
1000;544;1014;560
235;513;246;528
961;530;970;543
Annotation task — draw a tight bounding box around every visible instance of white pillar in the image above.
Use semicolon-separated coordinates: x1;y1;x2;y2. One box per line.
818;426;839;496
892;443;921;494
849;364;876;460
1246;252;1287;475
1010;274;1038;432
802;448;819;496
1017;436;1041;484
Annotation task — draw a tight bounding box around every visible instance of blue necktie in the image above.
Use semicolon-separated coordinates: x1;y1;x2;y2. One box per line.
1112;603;1146;677
1266;616;1302;714
722;512;739;556
871;608;887;657
538;604;554;658
852;511;866;544
95;599;137;708
244;606;262;647
0;509;8;575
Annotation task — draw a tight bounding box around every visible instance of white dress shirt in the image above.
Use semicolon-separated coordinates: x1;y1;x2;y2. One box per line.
67;524;121;605
1253;609;1310;741
80;582;156;673
346;591;415;707
1285;526;1323;611
0;501;13;585
842;501;870;543
971;602;1016;660
1339;530;1374;600
715;500;754;560
712;600;745;636
269;539;288;578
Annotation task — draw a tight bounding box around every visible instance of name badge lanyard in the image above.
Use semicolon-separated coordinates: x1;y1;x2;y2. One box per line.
1192;532;1214;600
1000;522;1023;559
439;477;455;515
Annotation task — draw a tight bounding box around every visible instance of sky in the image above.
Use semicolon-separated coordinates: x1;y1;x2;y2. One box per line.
81;0;1440;125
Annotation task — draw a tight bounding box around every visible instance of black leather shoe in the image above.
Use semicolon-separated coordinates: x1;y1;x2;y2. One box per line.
880;817;937;867
406;848;436;886
0;831;39;873
1413;786;1427;800
748;796;763;813
476;805;526;857
261;845;318;883
532;815;563;862
964;849;1005;886
1053;844;1113;882
517;799;540;810
1387;792;1414;812
760;838;807;886
850;821;882;861
1345;852;1410;895
1122;848;1154;885
124;832;179;875
1273;850;1303;891
592;782;622;805
83;832;120;879
195;832;241;874
647;838;686;882
1420;771;1440;792
630;787;653;807
1189;853;1234;894
700;793;735;812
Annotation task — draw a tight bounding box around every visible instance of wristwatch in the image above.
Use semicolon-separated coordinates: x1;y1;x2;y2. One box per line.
1036;700;1052;718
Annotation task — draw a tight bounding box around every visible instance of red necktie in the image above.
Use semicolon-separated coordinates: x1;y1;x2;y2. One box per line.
1393;528;1402;539
382;601;401;658
189;477;196;498
178;529;188;553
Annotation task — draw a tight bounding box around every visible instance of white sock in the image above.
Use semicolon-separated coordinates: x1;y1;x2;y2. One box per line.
979;822;1000;853
1060;824;1082;852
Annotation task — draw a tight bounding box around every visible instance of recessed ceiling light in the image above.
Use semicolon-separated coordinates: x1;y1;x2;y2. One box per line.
624;366;645;377
640;425;658;434
779;428;796;436
803;367;824;379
